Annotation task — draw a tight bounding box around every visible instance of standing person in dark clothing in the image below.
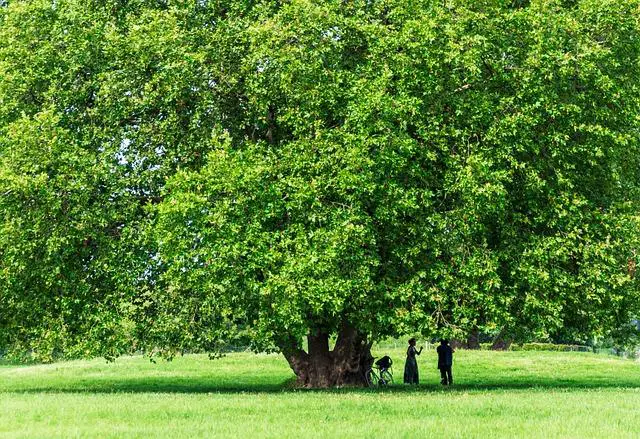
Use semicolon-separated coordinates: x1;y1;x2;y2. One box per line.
403;338;423;384
437;339;454;385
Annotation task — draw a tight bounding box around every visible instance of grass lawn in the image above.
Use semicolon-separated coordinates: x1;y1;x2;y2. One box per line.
2;348;640;438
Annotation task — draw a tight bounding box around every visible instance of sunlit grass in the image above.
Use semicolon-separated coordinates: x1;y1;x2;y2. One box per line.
2;348;640;438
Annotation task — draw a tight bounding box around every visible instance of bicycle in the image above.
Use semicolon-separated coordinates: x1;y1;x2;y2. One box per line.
364;362;394;387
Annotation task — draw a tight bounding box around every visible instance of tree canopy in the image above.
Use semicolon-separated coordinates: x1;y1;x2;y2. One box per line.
1;0;640;386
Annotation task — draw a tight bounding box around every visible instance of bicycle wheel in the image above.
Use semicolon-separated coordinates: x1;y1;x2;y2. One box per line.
364;368;380;387
380;369;393;385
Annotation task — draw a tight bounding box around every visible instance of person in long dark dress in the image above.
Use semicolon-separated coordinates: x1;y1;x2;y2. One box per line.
437;339;454;385
403;338;423;384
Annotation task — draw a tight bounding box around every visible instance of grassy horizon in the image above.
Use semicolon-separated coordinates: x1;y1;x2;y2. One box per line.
2;349;640;438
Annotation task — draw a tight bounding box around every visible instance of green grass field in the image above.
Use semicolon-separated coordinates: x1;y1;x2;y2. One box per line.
2;348;640;438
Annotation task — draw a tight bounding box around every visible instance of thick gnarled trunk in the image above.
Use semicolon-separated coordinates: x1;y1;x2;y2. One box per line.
281;324;374;388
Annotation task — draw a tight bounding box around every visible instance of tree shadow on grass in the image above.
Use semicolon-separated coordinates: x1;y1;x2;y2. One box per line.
7;376;640;395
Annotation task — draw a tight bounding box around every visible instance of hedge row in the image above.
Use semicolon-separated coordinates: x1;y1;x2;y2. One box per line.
478;343;591;352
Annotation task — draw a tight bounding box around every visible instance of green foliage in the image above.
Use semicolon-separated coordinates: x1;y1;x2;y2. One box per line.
1;0;640;362
152;0;640;353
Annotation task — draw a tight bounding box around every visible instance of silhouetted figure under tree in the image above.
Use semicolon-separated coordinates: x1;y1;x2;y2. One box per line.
403;338;423;384
437;339;454;385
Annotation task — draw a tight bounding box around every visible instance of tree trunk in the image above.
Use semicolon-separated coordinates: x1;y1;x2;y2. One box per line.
467;326;481;349
280;323;374;388
491;329;512;350
451;327;481;350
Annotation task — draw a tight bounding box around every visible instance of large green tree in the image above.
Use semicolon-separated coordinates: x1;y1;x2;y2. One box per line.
2;0;640;386
0;0;258;359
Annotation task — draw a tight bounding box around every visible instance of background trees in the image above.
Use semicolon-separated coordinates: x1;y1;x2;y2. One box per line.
1;0;639;386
